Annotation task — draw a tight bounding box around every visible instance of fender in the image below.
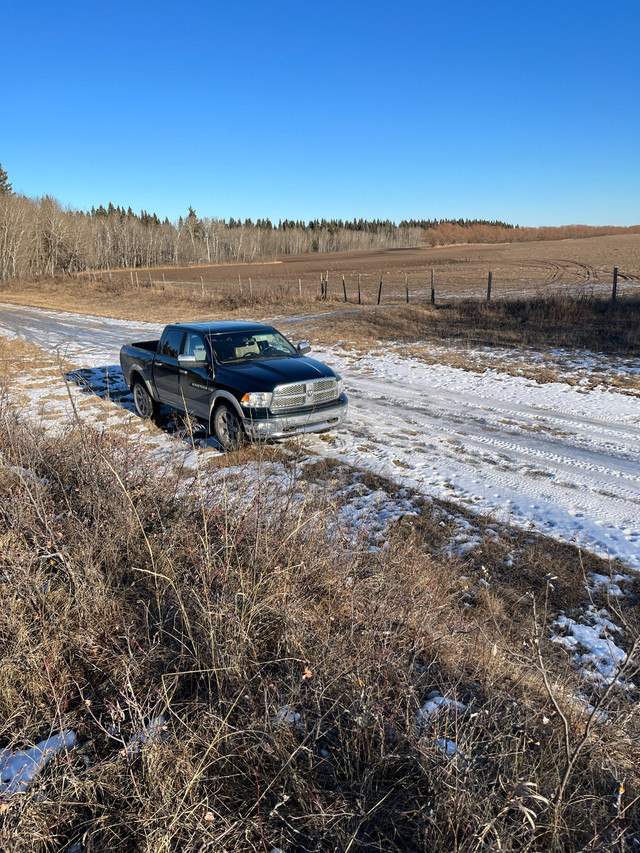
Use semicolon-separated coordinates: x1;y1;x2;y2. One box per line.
128;366;158;402
209;389;245;423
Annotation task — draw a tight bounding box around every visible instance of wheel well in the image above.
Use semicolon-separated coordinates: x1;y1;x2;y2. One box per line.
211;395;243;417
130;370;145;390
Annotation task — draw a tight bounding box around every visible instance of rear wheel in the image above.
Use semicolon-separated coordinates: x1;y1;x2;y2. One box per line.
213;403;244;450
133;380;160;420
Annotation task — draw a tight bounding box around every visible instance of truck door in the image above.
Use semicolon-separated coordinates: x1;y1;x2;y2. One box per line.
179;331;215;420
154;327;184;408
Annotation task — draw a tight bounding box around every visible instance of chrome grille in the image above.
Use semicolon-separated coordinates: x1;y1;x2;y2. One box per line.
271;377;340;411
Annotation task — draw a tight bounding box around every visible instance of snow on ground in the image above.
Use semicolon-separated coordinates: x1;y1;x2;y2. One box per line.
0;732;76;798
551;605;628;685
0;302;638;575
308;342;640;572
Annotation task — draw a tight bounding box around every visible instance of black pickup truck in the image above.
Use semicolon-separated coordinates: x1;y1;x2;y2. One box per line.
119;321;348;449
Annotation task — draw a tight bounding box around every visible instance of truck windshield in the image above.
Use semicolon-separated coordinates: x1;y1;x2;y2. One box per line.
208;330;298;364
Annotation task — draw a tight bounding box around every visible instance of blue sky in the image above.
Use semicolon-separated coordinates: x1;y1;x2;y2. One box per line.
2;0;638;226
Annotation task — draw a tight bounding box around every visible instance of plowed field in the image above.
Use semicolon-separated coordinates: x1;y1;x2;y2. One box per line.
151;233;640;302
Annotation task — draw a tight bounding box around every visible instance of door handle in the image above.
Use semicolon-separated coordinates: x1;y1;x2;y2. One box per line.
179;369;188;375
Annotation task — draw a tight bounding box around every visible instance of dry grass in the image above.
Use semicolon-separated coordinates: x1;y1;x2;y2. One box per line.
0;275;321;324
305;296;640;358
0;337;54;386
0;396;639;852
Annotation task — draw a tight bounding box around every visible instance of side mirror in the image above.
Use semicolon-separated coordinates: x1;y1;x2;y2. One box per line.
179;353;208;365
297;340;311;355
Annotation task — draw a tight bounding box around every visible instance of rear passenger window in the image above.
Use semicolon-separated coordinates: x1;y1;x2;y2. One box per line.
160;329;184;358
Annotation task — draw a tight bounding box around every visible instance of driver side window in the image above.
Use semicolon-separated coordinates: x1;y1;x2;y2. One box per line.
182;332;209;362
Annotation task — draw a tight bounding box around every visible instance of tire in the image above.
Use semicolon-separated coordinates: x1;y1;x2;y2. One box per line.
213;403;244;451
133;380;160;420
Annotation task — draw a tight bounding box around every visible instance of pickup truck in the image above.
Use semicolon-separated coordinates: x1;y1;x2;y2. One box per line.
119;321;348;449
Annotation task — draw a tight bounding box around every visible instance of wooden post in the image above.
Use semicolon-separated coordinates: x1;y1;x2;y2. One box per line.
612;267;618;302
238;274;242;295
135;271;139;287
325;272;329;299
149;271;153;286
298;278;302;297
320;274;324;300
358;273;361;304
342;274;347;302
249;277;253;297
162;272;166;285
130;270;134;287
486;270;492;302
377;277;383;305
430;268;435;305
108;269;112;281
200;276;204;298
405;272;409;303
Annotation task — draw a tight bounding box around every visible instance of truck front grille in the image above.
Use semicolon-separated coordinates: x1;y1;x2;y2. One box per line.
271;377;339;412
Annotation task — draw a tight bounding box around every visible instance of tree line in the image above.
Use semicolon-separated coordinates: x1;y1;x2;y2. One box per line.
0;163;637;281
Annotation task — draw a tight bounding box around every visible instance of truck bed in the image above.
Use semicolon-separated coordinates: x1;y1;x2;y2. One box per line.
127;339;159;353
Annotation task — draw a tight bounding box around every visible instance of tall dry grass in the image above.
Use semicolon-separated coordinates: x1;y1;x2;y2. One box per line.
0;390;639;851
310;295;640;357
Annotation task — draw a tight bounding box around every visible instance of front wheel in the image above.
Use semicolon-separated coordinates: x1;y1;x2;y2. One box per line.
213;403;244;451
133;380;160;420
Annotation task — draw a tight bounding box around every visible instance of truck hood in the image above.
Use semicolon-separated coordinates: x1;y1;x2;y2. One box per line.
216;356;335;390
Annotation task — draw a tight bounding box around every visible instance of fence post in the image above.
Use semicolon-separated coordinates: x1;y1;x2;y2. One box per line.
200;276;204;298
486;270;492;302
162;273;166;285
135;271;139;287
377;277;383;305
149;271;153;286
612;267;618;302
249;277;253;297
130;270;134;287
342;274;347;302
358;273;361;304
298;278;302;297
431;268;435;305
405;272;409;303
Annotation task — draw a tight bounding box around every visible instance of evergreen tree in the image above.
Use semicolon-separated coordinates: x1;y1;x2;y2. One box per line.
0;162;12;194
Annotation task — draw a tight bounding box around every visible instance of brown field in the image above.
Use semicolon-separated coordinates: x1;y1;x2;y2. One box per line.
149;232;640;301
0;233;639;324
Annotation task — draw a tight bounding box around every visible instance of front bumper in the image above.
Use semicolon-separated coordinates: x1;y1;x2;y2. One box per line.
243;396;348;440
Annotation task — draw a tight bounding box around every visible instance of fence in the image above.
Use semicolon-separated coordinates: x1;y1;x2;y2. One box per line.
88;265;638;307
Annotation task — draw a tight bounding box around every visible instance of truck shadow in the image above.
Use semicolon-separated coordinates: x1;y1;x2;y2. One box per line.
65;366;221;449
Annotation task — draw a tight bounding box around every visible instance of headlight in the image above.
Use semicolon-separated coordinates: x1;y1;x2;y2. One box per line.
335;374;343;394
241;391;273;408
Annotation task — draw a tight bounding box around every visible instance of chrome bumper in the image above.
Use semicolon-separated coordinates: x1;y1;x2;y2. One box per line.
243;398;348;440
